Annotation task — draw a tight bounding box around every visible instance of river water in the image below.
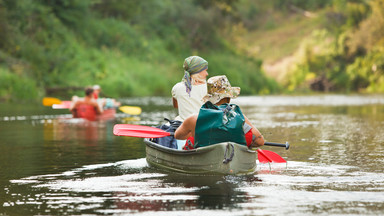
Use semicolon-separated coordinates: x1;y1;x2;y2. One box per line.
0;95;383;215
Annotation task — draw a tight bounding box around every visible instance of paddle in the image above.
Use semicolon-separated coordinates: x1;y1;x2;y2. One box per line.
113;124;288;163
52;100;72;109
43;97;142;115
256;149;286;163
119;106;142;116
113;124;171;138
113;124;290;148
42;97;63;106
263;141;290;150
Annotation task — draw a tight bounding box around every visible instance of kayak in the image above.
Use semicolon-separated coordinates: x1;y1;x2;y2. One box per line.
72;104;116;121
50;100;116;121
144;138;257;175
50;99;141;118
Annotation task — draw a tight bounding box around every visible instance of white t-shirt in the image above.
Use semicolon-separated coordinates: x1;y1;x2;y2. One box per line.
171;82;207;121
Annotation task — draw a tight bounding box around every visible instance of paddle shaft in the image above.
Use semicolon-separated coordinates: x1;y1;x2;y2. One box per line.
165;133;290;150
264;142;290;150
114;124;290;150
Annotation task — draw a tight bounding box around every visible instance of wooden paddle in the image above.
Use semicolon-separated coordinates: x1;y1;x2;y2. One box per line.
43;97;142;115
114;124;289;163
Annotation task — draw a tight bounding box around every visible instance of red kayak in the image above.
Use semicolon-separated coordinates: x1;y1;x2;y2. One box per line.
72;104;116;121
53;101;115;121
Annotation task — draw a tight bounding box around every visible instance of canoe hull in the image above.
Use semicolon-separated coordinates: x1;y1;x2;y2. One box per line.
144;139;257;175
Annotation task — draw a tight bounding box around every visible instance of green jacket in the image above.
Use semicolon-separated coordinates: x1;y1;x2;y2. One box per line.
195;101;247;148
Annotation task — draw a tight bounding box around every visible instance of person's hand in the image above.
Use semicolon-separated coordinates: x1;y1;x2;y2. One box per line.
251;134;264;147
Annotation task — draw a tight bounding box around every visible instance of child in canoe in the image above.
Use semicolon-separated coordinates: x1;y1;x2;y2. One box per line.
175;75;265;149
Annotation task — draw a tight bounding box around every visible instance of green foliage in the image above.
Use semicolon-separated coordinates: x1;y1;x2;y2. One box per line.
344;1;370;28
206;52;279;94
0;0;279;102
347;45;384;92
39;0;94;28
272;0;333;11
347;0;384;54
281;0;384;93
1;0;383;102
322;0;369;35
283;30;334;90
0;67;39;102
84;50;177;97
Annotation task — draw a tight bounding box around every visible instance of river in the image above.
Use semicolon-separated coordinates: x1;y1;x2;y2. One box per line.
0;94;383;215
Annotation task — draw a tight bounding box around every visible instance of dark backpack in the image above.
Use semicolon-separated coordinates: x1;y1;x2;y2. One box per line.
153;118;182;149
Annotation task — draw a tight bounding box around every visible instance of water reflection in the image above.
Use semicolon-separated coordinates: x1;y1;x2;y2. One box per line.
6;158;384;215
6;159;263;214
43;118;110;142
1;95;384;215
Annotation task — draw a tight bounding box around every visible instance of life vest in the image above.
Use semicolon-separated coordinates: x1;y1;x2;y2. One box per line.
194;101;247;148
74;104;97;121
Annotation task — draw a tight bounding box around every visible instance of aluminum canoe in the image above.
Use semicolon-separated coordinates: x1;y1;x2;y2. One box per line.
144;138;257;175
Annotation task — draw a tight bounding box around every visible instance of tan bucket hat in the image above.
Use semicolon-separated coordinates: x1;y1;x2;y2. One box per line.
202;75;240;104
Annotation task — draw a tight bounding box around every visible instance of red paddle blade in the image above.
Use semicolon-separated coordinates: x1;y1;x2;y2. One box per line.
257;149;286;163
52;101;72;109
113;124;171;138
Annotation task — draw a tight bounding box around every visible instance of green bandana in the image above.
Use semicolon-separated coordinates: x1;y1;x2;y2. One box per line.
182;56;208;96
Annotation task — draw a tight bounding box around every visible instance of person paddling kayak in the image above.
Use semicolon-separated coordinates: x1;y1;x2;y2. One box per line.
175;75;265;149
70;87;103;120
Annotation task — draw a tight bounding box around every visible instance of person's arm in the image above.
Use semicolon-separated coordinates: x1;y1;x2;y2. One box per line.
174;115;197;140
91;100;103;114
69;100;78;112
113;99;121;107
244;115;264;147
172;97;178;108
171;84;179;109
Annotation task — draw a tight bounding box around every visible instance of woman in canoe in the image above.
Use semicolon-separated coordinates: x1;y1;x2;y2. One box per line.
172;56;209;121
70;87;103;120
175;75;265;149
155;56;209;149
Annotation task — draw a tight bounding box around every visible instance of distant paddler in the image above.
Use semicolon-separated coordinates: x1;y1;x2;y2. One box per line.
92;84;142;115
93;84;121;109
70;87;103;120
